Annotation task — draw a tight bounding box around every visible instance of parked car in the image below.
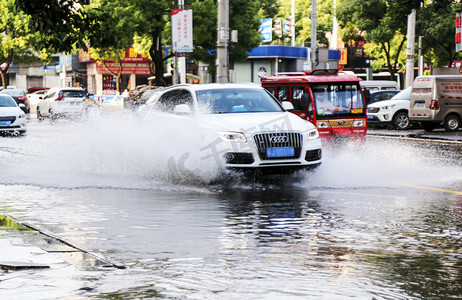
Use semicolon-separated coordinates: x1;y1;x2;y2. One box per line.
0;88;30;113
0;94;27;134
36;87;86;121
27;89;49;107
360;80;399;91
146;83;322;174
27;86;49;94
410;75;462;132
367;87;414;130
367;90;400;105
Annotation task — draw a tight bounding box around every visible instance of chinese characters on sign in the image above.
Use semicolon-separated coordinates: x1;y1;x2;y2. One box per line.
171;9;193;53
456;11;461;52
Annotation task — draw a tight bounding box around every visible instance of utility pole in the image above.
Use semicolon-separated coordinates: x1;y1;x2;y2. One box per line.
405;9;416;88
310;0;317;71
216;0;229;83
291;0;295;46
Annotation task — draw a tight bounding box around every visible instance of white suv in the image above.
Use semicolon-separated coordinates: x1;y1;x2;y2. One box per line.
367;87;413;130
37;87;86;121
146;83;322;174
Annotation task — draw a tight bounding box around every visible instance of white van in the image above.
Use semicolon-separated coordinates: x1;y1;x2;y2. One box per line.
360;80;399;91
409;75;462;132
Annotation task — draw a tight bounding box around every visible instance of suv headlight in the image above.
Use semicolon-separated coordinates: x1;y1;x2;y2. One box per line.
307;128;319;140
381;104;395;110
219;131;247;143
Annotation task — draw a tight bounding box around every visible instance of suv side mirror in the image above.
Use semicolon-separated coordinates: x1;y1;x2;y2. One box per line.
174;104;192;115
281;101;294;111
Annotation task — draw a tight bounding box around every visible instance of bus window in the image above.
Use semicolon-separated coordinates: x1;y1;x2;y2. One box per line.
278;86;290;102
264;86;276;97
292;86;305;111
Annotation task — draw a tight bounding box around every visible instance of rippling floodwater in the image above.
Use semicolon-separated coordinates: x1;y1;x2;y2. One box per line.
1;115;462;299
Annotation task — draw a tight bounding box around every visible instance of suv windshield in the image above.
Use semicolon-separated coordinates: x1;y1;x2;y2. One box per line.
196;88;284;114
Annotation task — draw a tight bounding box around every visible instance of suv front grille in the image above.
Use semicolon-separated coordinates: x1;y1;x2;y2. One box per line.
253;132;303;160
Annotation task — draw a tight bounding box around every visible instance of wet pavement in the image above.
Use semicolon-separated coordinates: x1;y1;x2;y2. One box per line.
1;118;462;299
0;215;117;300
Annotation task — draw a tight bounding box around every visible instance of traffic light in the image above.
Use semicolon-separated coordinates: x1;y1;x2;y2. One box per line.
273;18;282;38
286;17;294;37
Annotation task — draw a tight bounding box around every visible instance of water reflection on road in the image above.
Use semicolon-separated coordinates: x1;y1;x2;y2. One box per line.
0;119;461;298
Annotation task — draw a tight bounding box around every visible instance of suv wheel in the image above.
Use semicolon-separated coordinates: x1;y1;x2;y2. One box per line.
444;114;460;132
393;112;410;130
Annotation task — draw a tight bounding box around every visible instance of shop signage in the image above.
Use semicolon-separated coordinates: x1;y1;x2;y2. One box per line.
87;62;150;75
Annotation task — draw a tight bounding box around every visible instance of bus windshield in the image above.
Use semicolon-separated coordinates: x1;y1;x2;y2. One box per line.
313;83;365;118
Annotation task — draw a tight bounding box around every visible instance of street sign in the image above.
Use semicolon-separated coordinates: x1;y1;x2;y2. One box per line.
172;9;193;53
260;18;272;43
456;11;462;52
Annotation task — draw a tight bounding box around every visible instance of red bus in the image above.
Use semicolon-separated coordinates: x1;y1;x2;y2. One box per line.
261;70;367;142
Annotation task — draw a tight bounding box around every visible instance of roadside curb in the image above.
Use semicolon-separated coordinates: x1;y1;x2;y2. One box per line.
367;131;462;145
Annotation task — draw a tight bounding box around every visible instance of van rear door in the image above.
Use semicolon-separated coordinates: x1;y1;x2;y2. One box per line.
410;78;435;121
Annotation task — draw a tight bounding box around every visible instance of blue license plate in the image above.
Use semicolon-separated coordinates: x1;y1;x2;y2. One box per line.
267;147;295;158
367;115;373;119
0;120;11;126
416;103;424;107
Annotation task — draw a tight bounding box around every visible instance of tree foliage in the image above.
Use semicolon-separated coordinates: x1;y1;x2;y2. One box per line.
191;0;262;75
0;0;37;88
86;0;136;93
337;0;409;80
420;2;462;67
15;0;93;53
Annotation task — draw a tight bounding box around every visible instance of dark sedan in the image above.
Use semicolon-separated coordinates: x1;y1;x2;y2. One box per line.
0;89;30;113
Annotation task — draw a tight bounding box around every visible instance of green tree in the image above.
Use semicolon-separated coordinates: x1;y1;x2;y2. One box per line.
0;0;37;88
420;2;462;67
86;0;135;93
276;0;333;47
190;0;262;76
337;0;410;80
15;0;92;53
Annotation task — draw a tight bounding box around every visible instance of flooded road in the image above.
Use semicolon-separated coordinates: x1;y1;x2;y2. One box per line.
1;116;462;299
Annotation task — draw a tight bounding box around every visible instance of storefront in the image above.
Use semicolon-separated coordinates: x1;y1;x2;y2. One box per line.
80;47;151;95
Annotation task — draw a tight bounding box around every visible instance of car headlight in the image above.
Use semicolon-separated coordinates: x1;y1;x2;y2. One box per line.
317;121;330;128
218;131;247;143
307;128;320;140
353;120;365;127
18;113;26;119
381;104;395;110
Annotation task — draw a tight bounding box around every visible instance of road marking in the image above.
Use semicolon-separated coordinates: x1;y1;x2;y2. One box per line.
398;183;462;195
